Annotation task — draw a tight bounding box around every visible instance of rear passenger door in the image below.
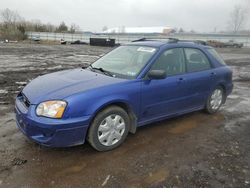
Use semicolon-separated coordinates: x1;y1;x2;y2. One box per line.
183;48;216;109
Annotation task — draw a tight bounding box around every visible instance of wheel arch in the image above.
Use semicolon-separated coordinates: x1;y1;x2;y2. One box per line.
214;83;227;103
88;100;138;134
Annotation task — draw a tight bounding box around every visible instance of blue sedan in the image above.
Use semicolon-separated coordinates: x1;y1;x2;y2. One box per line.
15;39;233;151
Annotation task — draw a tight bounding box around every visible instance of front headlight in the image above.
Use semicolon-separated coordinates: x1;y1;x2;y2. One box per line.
36;100;67;119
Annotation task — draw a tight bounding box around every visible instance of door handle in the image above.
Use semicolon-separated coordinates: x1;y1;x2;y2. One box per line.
177;77;185;83
210;72;216;76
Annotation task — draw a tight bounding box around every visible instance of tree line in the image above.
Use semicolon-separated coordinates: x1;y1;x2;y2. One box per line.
0;8;80;40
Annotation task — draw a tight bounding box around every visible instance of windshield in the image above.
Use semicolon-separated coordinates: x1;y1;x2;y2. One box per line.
91;45;157;79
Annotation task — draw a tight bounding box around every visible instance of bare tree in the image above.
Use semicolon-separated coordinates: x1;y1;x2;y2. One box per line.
0;8;21;26
46;23;56;32
69;23;80;33
102;26;108;32
56;21;68;32
0;8;26;40
178;28;184;33
229;5;248;33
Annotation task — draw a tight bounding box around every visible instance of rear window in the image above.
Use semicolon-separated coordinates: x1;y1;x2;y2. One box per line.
207;48;226;65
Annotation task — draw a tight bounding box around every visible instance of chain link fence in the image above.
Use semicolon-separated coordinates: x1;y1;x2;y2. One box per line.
26;32;250;47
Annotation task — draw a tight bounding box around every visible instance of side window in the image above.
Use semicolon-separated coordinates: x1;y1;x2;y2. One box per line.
151;48;185;76
184;48;211;72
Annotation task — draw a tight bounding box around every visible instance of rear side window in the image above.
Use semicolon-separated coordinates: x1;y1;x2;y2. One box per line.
184;48;211;72
207;48;226;65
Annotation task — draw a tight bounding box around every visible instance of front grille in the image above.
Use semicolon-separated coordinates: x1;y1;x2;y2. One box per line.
19;92;31;108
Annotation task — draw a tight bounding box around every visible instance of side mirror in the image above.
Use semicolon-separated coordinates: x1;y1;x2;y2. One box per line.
147;70;166;80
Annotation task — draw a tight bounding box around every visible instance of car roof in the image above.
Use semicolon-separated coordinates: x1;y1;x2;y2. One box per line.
127;41;166;48
126;38;213;49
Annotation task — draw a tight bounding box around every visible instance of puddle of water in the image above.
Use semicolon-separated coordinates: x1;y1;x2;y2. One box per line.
168;113;224;134
47;65;63;70
15;82;27;85
145;168;169;184
225;98;250;114
168;118;199;134
0;89;8;94
75;54;100;59
55;162;87;176
228;95;240;99
225;116;250;132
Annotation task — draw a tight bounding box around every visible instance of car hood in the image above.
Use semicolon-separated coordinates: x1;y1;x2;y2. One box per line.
22;69;126;104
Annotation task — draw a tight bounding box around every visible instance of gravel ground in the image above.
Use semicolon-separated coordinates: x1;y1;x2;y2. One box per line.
0;43;250;188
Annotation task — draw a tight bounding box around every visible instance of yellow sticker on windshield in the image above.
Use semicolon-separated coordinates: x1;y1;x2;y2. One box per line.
137;47;156;53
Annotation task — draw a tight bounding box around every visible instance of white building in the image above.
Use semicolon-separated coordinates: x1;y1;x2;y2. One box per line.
103;26;173;34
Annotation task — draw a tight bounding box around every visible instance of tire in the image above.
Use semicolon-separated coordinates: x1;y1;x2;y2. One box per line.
87;106;130;151
205;86;225;114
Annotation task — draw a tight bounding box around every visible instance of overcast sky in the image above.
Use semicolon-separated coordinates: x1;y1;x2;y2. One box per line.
1;0;249;32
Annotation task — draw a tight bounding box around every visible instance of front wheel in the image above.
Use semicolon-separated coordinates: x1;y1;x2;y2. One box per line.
87;106;130;151
205;87;225;114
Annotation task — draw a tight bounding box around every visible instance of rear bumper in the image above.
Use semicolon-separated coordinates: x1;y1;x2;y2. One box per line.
15;98;91;147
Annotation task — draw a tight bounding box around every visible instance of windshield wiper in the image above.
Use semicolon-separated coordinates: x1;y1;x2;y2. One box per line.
88;64;114;77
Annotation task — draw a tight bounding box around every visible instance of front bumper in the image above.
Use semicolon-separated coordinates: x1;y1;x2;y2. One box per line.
15;98;91;147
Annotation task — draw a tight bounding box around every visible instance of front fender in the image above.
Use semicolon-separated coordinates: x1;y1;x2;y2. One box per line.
90;97;134;115
63;82;141;120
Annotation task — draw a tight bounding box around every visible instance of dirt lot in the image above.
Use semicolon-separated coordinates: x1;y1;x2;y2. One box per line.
0;44;250;188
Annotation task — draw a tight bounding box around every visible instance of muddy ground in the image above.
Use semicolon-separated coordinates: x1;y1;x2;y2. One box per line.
0;44;250;188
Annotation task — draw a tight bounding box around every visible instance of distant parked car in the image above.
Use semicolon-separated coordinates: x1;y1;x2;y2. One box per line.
70;40;88;45
60;39;67;45
224;40;243;48
15;38;233;151
31;36;41;42
90;38;116;47
207;40;243;48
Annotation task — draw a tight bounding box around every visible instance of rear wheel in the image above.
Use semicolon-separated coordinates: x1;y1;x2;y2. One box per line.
205;87;225;114
88;106;130;151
